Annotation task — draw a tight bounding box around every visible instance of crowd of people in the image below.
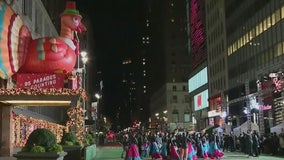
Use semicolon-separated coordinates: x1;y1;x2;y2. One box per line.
223;130;284;157
118;128;224;160
116;128;284;160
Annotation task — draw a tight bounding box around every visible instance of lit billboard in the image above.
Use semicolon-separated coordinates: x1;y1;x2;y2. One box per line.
188;67;207;93
194;89;209;111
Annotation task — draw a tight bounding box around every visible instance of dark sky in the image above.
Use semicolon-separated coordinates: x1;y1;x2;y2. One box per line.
75;1;145;123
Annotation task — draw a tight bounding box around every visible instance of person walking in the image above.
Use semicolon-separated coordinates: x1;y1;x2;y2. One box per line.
244;129;253;158
169;138;180;160
252;130;260;157
179;132;189;160
125;134;141;160
149;135;163;160
141;137;150;158
121;133;130;158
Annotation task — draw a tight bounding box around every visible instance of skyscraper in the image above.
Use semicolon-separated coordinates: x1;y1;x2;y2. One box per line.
147;0;191;130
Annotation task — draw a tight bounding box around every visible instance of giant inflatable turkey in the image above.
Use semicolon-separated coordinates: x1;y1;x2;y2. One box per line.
0;1;86;79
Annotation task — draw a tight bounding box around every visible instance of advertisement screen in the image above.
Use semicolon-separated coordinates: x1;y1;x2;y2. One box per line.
188;67;207;93
194;89;209;111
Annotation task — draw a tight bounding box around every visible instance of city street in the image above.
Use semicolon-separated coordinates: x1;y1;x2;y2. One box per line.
0;142;283;160
96;142;284;160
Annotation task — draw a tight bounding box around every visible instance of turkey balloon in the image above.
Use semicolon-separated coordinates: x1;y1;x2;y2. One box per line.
0;1;86;79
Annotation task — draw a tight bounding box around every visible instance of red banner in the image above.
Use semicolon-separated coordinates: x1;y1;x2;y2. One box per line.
15;73;65;88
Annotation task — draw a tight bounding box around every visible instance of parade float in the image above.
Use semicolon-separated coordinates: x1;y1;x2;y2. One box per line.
0;1;91;158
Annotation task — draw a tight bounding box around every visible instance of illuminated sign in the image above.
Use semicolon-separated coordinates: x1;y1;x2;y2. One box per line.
194;89;209;111
208;110;221;117
260;105;272;110
190;0;207;69
188;67;207;93
15;73;65;88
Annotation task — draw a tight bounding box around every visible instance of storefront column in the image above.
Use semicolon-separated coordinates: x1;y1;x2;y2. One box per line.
257;79;265;135
0;106;13;156
245;81;251;131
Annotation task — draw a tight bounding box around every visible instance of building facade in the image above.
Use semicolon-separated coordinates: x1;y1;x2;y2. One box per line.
0;0;90;156
149;83;191;131
204;0;284;135
185;0;209;130
147;0;191;130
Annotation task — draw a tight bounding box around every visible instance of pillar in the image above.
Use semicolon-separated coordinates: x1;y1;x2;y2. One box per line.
245;81;251;131
0;106;13;156
257;80;265;135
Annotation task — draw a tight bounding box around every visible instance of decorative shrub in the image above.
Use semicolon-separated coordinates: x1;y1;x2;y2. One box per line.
48;144;63;152
61;132;80;146
75;141;83;146
83;133;95;145
31;146;45;153
63;141;74;146
22;128;63;153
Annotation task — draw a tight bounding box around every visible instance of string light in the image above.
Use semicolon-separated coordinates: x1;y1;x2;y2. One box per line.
12;112;67;147
3;88;88;147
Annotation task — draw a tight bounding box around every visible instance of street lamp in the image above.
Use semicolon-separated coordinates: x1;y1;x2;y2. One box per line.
95;93;101;99
94;93;102;119
79;51;88;131
80;51;88;90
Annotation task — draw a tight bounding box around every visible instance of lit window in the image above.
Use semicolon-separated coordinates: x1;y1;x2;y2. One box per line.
172;110;179;123
184;111;190;122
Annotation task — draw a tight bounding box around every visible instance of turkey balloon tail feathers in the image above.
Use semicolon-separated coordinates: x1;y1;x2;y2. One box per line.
0;2;31;79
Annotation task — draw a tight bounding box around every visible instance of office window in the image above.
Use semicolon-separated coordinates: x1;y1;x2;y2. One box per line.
172;110;179;123
184;111;190;122
172;95;177;103
183;86;186;91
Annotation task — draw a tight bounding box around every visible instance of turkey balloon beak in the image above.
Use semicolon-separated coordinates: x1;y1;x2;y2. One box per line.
77;23;87;33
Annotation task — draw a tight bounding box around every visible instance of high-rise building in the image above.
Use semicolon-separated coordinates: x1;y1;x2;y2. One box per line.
131;1;152;126
185;0;209;131
225;0;284;134
147;0;191;130
113;1;151;129
205;0;228;129
205;0;284;135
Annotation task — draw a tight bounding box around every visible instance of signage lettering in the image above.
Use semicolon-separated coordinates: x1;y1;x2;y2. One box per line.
16;73;64;89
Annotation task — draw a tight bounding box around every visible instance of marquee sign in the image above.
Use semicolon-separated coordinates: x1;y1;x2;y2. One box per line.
15;73;65;88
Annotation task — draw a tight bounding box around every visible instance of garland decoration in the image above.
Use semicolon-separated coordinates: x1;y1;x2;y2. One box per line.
2;88;88;147
0;88;87;99
12;112;67;147
66;99;85;141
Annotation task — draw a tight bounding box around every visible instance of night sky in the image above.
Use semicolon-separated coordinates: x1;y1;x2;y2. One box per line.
75;1;145;125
